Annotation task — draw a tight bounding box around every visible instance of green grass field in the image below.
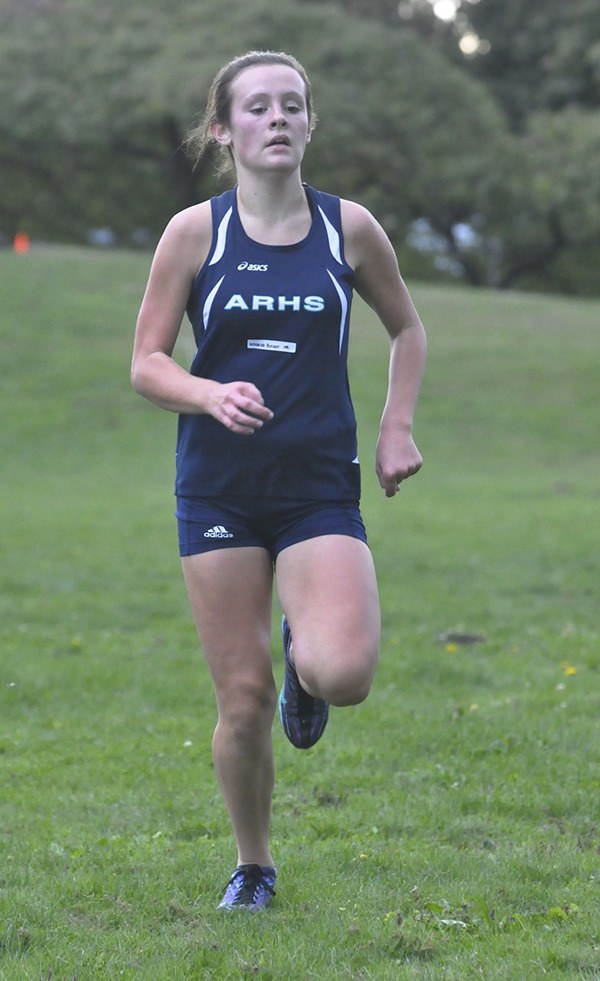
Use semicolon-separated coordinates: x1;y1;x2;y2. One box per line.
1;247;598;979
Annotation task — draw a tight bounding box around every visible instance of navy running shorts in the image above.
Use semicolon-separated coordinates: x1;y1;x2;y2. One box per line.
176;496;368;562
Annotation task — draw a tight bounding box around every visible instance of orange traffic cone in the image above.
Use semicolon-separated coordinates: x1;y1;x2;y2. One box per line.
13;232;31;254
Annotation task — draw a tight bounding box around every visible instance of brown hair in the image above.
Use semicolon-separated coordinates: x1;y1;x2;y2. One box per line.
185;50;317;177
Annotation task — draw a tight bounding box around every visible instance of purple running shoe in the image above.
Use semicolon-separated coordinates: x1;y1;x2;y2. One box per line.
278;616;329;749
218;864;276;911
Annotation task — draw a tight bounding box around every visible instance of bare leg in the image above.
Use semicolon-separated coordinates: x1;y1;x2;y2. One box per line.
276;536;381;706
182;547;276;867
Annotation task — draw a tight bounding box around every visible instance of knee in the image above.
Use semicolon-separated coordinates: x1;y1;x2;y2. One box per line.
217;677;277;742
299;646;379;707
325;667;374;707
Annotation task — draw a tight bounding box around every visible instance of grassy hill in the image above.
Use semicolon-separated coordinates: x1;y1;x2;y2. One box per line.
1;247;598;978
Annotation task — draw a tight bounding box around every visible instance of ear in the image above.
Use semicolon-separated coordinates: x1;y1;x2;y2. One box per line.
210;121;232;146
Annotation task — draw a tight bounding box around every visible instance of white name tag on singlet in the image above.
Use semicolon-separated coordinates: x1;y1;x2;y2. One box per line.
247;339;297;353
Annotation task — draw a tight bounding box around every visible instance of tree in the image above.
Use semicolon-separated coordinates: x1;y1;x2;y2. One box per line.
465;0;600;128
503;108;600;292
0;0;189;240
296;0;600;125
3;0;598;294
0;0;510;250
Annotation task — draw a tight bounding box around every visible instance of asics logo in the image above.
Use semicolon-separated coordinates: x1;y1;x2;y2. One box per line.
237;262;268;272
204;525;234;539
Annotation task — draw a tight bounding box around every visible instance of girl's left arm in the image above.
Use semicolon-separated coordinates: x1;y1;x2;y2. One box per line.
342;200;427;498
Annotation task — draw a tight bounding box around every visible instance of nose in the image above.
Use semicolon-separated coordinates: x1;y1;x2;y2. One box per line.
269;107;287;127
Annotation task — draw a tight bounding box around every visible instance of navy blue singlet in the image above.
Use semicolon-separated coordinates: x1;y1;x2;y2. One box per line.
176;184;360;502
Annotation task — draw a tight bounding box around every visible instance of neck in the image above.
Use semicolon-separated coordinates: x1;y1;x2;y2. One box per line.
236;169;306;220
235;171;311;246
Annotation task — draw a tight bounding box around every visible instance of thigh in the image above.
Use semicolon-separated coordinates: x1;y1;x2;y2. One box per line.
182;547;275;700
275;536;381;695
176;496;265;557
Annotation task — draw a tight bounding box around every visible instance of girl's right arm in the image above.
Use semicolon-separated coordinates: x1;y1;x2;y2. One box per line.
131;204;273;435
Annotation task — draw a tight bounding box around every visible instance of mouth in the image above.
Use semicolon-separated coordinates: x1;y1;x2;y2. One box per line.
267;136;290;147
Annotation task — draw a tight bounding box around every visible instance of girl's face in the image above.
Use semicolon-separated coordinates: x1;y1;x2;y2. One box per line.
211;63;311;176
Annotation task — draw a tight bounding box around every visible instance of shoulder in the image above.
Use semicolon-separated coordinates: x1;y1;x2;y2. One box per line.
340;199;390;246
339;199;397;274
337;202;421;338
152;200;214;281
162;200;213;251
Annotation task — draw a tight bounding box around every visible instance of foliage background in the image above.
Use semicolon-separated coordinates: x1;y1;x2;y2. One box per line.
1;0;600;294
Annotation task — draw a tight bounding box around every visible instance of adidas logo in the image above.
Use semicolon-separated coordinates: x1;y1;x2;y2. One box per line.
203;525;234;539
